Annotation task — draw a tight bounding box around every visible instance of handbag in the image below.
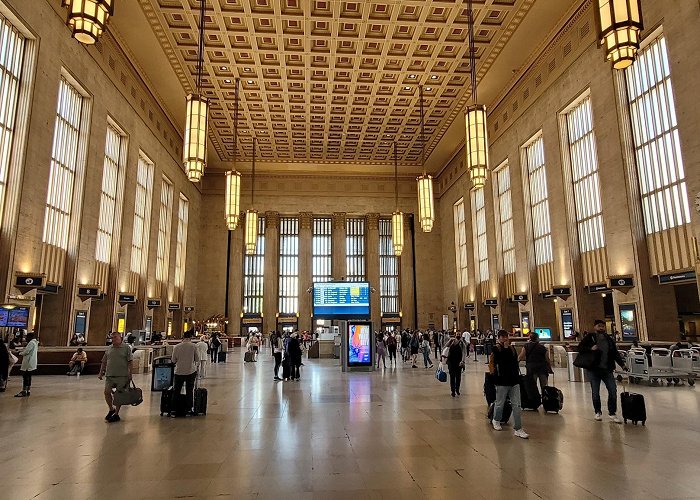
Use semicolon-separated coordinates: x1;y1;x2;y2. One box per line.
113;380;143;406
573;350;601;370
435;364;447;383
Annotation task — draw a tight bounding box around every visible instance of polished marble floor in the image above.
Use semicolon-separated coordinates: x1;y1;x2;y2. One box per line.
1;349;699;500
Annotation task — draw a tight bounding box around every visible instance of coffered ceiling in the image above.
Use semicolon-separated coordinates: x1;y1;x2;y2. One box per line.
111;0;581;175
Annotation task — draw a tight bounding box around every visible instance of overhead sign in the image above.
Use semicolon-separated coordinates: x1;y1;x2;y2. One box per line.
463;302;476;310
586;283;611;294
381;315;402;324
184;306;194;313
38;282;60;294
14;273;46;290
168;303;181;311
77;285;100;299
241;315;262;325
658;270;696;284
147;298;161;308
118;293;136;305
609;276;634;289
511;294;529;303
484;298;498;307
552;287;571;297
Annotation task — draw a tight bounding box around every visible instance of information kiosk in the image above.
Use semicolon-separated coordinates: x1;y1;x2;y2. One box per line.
312;281;373;372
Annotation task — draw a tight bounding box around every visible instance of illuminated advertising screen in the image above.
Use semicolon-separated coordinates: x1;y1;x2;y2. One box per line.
347;322;372;366
7;307;29;328
0;308;9;327
313;281;370;319
534;327;552;340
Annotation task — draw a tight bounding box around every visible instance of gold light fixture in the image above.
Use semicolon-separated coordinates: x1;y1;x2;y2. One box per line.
416;86;435;233
391;142;404;257
596;0;643;70
183;0;209;182
225;78;241;230
244;138;258;255
465;0;489;191
62;0;114;45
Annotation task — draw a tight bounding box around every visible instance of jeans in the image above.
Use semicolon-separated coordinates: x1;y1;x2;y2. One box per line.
173;372;196;412
527;371;549;398
588;369;617;415
377;351;386;368
423;350;432;367
388;346;397;363
273;352;282;377
449;367;462;395
493;384;523;430
22;370;32;389
210;346;219;363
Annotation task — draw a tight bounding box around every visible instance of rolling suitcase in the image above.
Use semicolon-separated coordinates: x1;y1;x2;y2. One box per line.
484;372;497;405
193;386;207;416
541;385;564;413
160;388;173;416
244;350;254;363
217;350;227;363
621;391;646;425
520;375;541;410
487;401;512;424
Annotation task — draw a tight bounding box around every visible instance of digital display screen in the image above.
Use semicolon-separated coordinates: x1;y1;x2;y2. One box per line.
152;365;173;391
7;307;29;328
313;281;370;319
0;309;8;327
619;304;638;341
534;327;552;340
347;323;372;366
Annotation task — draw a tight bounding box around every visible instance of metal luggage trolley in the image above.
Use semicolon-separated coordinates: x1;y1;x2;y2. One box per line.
670;349;698;385
616;348;692;386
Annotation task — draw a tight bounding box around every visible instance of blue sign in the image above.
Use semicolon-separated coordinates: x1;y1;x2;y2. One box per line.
313;281;370;319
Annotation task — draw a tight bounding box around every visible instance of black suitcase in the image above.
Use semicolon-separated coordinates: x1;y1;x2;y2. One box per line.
520;375;541;410
160;388;173;416
542;385;564;413
217;351;227;363
282;357;291;380
193;387;207;415
173;392;191;417
487;401;512;424
244;350;254;363
621;391;646;425
484;372;497;405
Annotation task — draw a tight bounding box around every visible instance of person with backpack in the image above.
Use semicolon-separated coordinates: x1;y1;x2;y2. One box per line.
386;332;398;366
209;333;221;363
376;333;387;369
489;330;529;439
442;332;466;397
421;333;433;369
409;331;420;368
518;332;552;404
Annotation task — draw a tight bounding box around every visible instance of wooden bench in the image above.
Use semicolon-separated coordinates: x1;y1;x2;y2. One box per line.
10;347;107;376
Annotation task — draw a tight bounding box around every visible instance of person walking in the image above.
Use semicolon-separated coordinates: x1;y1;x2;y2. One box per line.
98;332;133;422
518;332;552;405
14;332;38;398
196;335;209;379
421;334;434;369
578;320;626;423
209;333;221;363
386;332;398;366
442;332;466;397
409;331;420;368
489;330;529;439
287;332;303;381
432;330;441;361
272;332;284;381
376;333;387;369
170;330;201;417
248;333;260;361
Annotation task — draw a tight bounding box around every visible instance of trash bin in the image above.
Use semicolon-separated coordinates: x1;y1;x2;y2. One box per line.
567;352;589;382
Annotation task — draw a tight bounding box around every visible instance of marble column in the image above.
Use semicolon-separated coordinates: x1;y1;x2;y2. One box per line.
263;211;279;334
298;212;313;332
332;212;347;280
227;212;245;336
366;213;381;332
400;214;416;330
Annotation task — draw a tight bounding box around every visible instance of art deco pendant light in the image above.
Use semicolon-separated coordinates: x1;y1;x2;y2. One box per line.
244;138;259;255
62;0;114;45
183;0;209;182
595;0;643;70
465;0;489;191
225;78;241;230
391;142;404;257
416;86;435;233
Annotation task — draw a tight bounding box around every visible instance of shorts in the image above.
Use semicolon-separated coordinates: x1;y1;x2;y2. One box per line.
105;376;129;391
410;347;419;355
252;345;259;352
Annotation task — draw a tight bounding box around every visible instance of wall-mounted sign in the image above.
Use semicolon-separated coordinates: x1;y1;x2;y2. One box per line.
147;298;161;308
552;286;571;298
520;311;531;336
484;298;498;307
381;315;402;324
658;270;696;284
14;273;46;290
586;283;611;294
38;282;60;294
118;293;136;305
168;303;181;311
609;276;634;289
77;285;100;299
560;308;574;339
184;306;194;313
241;315;262;325
463;302;476;310
541;291;553;299
619;303;639;341
491;314;500;331
277;314;298;324
511;294;529;303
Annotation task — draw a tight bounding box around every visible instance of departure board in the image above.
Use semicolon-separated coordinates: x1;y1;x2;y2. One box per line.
313;281;371;319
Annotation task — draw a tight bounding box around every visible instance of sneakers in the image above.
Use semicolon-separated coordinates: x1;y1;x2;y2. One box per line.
14;390;28;398
514;429;529;439
107;413;121;423
105;409;116;421
492;419;502;431
273;377;282;381
609;414;623;424
594;412;603;421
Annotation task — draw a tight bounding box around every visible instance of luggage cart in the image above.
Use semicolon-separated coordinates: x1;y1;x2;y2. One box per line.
671;349;699;384
616;349;691;386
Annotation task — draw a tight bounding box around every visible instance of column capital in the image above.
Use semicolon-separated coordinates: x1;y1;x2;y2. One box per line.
366;213;380;230
299;212;313;229
265;211;279;229
332;212;347;230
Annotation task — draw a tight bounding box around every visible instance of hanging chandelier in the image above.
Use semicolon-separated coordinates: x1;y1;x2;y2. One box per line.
183;0;209;183
416;86;435;233
62;0;114;45
465;0;489;191
595;0;643;70
392;142;404;257
225;78;241;230
244;138;258;255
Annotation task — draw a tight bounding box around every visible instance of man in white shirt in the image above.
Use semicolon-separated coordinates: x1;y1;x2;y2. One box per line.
195;336;209;379
462;330;472;356
171;330;201;415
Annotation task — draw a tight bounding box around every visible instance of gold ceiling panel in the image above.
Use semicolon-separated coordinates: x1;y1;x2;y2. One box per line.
140;0;532;167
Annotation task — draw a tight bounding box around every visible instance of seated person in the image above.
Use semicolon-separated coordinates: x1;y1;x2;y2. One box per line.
67;348;88;375
151;331;163;344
